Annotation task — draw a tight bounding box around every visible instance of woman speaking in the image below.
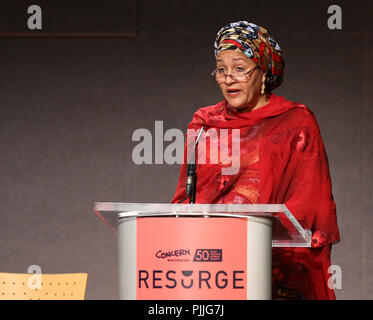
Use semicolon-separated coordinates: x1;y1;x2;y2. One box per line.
172;21;340;299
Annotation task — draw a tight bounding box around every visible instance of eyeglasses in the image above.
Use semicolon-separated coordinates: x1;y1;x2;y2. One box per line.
211;66;258;82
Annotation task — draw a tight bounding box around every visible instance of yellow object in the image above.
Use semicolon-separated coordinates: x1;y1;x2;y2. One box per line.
0;272;88;300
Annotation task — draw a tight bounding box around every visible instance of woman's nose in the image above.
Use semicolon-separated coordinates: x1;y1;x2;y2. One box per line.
224;74;236;84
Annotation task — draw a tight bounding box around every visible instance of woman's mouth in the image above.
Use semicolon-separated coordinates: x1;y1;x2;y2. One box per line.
226;88;241;97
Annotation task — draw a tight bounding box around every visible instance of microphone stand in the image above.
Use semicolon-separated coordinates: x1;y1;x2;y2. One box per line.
178;127;204;204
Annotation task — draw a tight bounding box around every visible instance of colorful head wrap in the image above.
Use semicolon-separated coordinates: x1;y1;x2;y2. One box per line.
214;21;284;91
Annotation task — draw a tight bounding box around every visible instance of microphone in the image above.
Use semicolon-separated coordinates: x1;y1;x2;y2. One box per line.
186;163;196;203
178;126;204;204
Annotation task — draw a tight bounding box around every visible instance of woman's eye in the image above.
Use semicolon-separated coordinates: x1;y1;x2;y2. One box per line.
235;66;245;72
217;68;226;74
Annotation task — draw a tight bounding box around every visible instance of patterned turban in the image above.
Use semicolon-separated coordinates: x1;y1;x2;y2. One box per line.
214;21;284;91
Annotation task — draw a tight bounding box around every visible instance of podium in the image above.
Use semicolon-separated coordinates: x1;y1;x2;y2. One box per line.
94;203;311;300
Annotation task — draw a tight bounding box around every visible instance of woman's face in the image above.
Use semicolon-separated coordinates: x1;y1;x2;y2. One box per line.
215;50;267;111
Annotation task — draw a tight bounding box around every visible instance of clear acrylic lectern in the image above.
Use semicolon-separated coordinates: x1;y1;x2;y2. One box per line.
94;203;311;300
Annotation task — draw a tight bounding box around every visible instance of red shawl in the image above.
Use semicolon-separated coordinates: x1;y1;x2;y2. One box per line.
171;93;340;299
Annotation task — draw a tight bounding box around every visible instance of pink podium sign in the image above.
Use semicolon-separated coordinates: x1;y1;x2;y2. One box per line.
136;217;248;300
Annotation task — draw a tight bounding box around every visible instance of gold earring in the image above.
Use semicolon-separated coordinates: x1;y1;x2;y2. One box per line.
261;81;266;95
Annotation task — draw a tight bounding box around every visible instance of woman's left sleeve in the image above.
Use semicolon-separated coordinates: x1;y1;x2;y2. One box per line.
283;118;341;248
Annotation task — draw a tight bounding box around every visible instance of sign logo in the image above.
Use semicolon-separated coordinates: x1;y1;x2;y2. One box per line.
193;249;222;262
154;248;223;263
155;249;191;262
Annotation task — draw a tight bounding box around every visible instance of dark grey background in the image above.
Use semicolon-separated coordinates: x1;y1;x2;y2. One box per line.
0;0;372;299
